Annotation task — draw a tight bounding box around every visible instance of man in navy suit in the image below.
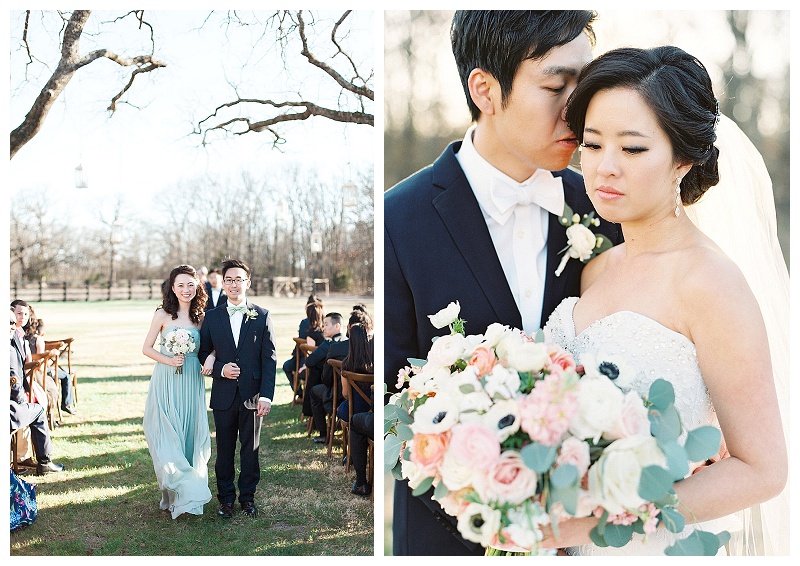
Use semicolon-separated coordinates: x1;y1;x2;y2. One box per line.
199;259;276;519
385;10;620;555
204;268;227;311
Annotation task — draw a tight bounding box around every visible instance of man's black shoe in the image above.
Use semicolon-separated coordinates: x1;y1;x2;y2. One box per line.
61;405;75;415
36;460;64;475
218;502;234;518
351;482;371;497
312;435;327;444
241;501;258;517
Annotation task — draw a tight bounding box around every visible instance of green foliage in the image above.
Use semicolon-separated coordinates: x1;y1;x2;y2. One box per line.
520;442;557;473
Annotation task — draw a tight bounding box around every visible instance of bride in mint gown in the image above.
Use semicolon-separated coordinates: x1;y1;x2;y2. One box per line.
142;265;212;519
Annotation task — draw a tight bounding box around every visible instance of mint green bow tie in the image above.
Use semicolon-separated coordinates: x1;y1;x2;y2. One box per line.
227;304;248;316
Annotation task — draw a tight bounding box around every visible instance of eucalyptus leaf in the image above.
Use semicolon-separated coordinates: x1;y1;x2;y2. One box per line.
659;506;686;533
550;464;579;488
604;523;635;547
533;328;545;343
396;423;414;441
664;533;705;555
391;460;403;480
550;485;579;516
648;379;675;411
684;426;723;462
589;526;609;547
384;434;404;475
659;439;690;480
433;480;449;500
638;465;673;501
520;442;558;473
650;404;682;441
411;476;434;496
407;357;428;367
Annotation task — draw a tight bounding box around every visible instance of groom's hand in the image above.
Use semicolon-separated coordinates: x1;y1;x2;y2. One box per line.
256;399;271;417
222;362;240;379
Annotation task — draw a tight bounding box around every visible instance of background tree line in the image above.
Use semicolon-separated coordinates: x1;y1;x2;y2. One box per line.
10;163;374;294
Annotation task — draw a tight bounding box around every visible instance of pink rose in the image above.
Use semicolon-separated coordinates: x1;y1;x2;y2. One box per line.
604;390;650;440
438;487;473;517
556;436;591;478
546;345;576;373
447;423;501;472
475;451;539;505
410;431;451;477
467;346;498;377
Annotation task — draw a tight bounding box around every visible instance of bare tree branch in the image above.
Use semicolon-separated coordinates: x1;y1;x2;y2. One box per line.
10;10;166;159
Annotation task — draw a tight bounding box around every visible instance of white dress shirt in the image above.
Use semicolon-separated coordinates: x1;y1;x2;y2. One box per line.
210;286;223;307
455;124;564;335
226;300;271;405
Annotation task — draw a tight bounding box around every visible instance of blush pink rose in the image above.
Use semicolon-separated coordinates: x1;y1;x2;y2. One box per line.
546;345;577;373
476;451;538;505
448;423;501;472
604;391;650;440
467;346;498;377
410;431;451;477
556;436;591;478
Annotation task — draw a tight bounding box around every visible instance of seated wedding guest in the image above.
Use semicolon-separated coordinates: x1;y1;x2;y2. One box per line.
351;304;374;335
282;298;325;398
11;301;52;421
298;312;345;434
204;268;227;311
336;322;373;424
349;403;374;497
10;310;64;475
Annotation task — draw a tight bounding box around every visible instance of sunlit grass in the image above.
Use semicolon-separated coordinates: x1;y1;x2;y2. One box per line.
11;294;374;556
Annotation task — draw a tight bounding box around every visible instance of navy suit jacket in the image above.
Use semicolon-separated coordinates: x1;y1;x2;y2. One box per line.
198;301;277;411
204;282;228;310
384;141;621;392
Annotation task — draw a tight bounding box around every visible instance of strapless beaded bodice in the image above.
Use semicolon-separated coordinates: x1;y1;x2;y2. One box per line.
544;297;716;440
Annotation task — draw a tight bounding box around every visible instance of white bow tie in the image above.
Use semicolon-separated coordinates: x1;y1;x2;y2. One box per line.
489;170;565;225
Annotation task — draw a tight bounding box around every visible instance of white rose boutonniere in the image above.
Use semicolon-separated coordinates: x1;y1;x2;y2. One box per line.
245;308;258;321
555;204;613;277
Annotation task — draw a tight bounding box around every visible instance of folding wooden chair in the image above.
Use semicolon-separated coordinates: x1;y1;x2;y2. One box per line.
326;358;344;459
298;343;317;432
45;337;76;405
340;370;374;473
10;376;27;474
25;353;58;430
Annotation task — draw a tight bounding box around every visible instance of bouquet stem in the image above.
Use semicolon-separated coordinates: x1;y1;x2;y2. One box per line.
485;547;531;556
175;366;182;375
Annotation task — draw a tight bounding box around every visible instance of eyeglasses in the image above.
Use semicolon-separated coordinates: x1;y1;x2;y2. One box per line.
223;277;249;285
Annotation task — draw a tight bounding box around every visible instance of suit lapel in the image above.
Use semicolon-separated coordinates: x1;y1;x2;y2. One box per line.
235;302;253;355
432;146;522;328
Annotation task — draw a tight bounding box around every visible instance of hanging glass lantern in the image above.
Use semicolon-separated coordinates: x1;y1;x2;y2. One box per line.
343;181;357;208
75;164;88;188
310;230;322;253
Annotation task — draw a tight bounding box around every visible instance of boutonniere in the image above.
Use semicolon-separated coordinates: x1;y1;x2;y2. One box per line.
555;204;612;277
245;308;258;321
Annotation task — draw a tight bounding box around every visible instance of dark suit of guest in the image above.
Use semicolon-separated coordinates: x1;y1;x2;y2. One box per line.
198;301;276;506
10;340;53;463
204;282;228;311
384;142;621;555
309;337;348;436
300;333;340;417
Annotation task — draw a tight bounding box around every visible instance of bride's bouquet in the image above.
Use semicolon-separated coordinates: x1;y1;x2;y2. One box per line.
384;301;730;556
162;327;196;375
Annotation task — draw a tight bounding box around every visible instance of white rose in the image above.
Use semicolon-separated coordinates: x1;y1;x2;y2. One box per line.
482;323;512;348
457;503;502;547
455;390;494;423
426;333;468;368
428;301;461;329
569;376;624;443
604;390;651;441
411;395;459;434
439;450;476;491
401;458;427;490
588;435;665;515
566;224;597;261
483;365;521;400
505;340;549;373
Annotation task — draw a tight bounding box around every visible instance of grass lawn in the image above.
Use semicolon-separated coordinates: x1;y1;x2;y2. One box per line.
10;293;375;556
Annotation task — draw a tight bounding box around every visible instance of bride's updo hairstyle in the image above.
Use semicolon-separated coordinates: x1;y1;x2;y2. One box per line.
161;264;207;324
565;46;720;205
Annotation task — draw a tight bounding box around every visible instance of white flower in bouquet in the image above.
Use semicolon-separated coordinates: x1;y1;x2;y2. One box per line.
455;390;493;424
427;333;468;368
439;451;476;491
582;352;637;391
604;390;651;441
440;422;500;490
457;503;502;547
401;458;427;491
411;395;459;434
408;365;451;398
482;399;521;441
428;300;461;329
482;322;512;348
569;375;624;443
588;435;666;515
483;364;521;400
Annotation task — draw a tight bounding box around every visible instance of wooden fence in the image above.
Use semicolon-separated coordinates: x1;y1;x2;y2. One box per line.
10;278;331;302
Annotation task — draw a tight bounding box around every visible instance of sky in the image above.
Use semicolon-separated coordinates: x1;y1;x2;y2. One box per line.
7;9;375;227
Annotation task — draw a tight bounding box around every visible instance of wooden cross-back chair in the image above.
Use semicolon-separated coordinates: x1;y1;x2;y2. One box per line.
10;376;27;474
25;351;59;430
297;343;317;432
325;358;344;458
290;337;308;409
339;370;374;473
44;337;76;405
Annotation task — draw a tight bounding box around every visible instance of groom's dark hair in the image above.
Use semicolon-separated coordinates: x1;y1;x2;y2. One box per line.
451;10;597;122
221;258;251;278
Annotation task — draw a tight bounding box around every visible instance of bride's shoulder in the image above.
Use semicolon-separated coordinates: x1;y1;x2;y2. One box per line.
580;244;619;293
678;243;753;309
